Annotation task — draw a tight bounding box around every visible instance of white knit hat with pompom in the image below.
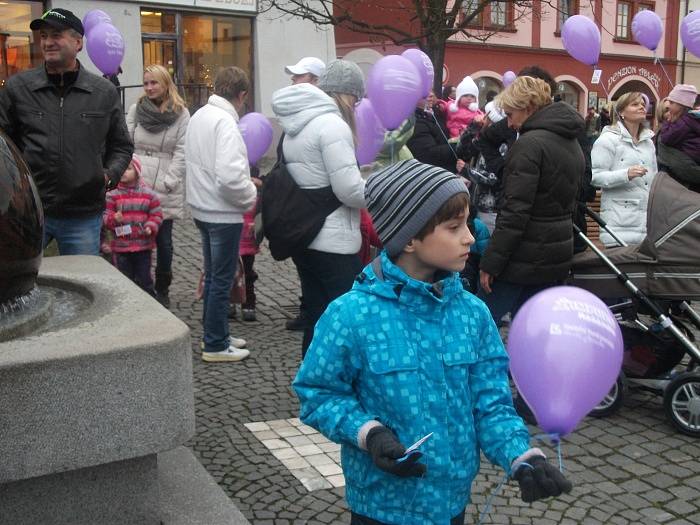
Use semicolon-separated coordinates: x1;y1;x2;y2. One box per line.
450;76;479;112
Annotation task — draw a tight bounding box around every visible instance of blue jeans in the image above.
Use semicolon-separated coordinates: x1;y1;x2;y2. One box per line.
478;280;554;327
43;214;102;255
115;250;154;296
195;219;242;353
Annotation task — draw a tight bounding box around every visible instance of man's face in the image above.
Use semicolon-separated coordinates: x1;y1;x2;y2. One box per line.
291;72;317;85
40;28;81;68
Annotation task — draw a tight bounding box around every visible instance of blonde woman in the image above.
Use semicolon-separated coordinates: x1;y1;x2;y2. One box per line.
126;65;190;307
591;92;657;247
271;60;366;357
479;76;585;326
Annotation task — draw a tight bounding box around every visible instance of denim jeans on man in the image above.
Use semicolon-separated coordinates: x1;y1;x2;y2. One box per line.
292;248;362;357
195;219;242;353
43;213;102;255
114;251;155;295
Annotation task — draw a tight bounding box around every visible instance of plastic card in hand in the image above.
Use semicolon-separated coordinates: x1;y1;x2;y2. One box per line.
396;432;433;463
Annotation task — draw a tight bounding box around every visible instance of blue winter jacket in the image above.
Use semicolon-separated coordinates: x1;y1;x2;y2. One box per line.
293;251;530;525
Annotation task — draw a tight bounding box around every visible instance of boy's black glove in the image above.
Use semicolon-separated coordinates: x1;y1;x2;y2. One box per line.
513;456;572;503
365;426;426;478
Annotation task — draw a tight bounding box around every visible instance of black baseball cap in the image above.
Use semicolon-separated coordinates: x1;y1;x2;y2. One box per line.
30;8;85;36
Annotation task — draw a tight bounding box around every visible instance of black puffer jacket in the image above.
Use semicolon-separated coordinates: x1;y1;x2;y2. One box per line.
0;63;133;218
480;102;585;284
406;108;457;172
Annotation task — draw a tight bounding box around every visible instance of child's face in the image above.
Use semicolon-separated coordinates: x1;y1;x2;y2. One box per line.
411;206;475;274
121;165;138;184
459;94;476;108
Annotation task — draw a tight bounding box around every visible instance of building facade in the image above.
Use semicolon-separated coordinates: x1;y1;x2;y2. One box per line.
0;0;336;118
336;0;682;115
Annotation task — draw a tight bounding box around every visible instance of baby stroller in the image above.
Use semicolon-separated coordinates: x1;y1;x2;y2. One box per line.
569;171;700;436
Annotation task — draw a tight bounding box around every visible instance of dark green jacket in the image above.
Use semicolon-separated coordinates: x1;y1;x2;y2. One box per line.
0;63;133;217
481;102;584;284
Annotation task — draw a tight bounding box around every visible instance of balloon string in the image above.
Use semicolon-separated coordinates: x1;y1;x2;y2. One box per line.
476;473;509;525
532;432;565;473
654;54;675;89
594;66;621;121
390;136;395;164
431;111;459;160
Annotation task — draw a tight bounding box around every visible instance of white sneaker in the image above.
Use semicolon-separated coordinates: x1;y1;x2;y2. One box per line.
202;346;250;363
230;336;247;348
200;337;247;350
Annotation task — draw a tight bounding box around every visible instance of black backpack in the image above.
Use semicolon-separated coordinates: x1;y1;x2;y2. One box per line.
260;138;342;261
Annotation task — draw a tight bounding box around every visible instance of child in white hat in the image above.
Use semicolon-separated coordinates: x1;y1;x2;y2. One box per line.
658;83;700;163
445;75;485;138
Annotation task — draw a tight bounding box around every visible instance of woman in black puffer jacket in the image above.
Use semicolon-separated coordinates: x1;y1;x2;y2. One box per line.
479;76;584;326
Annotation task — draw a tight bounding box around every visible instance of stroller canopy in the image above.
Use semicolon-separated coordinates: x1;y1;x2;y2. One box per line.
570;172;700;299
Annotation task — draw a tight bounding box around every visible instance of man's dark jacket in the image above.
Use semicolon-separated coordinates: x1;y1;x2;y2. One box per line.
406;108;456;172
480;102;585;285
0;64;133;217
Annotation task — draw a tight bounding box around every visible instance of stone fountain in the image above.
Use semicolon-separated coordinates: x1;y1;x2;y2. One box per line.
0;131;248;524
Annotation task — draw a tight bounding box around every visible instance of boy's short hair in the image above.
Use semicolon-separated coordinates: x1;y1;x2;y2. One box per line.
414;192;470;240
365;160;469;257
214;66;249;101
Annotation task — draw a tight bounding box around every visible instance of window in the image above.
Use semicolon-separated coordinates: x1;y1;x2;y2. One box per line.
557;0;578;31
616;1;654;40
1;0;44;89
461;0;514;30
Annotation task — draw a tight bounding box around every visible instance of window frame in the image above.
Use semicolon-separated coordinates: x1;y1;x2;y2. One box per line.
461;0;517;32
614;0;655;42
555;0;579;34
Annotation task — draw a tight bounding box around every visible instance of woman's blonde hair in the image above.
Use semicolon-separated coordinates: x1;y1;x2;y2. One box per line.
330;93;358;146
141;64;186;113
612;92;644;125
495;76;552;112
653;97;669;132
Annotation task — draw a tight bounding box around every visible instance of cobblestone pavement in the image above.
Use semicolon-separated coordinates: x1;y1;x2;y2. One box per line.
169;219;700;525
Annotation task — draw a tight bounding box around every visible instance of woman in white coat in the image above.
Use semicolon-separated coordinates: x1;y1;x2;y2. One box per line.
271;60;366;357
592;92;657;247
127;65;190;307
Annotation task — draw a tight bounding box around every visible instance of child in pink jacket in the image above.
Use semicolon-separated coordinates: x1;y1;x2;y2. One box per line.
446;76;485;138
104;155;162;295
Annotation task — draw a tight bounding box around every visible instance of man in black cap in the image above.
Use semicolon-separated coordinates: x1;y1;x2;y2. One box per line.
0;8;133;255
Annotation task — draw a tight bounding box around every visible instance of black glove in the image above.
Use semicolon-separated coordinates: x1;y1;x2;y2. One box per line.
365;426;427;478
513;455;572;503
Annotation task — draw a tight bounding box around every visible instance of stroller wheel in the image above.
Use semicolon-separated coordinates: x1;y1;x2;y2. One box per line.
589;374;624;418
663;372;700;437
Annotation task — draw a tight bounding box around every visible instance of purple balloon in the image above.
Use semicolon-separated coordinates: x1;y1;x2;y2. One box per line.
681;11;700;59
561;15;601;66
239;112;273;165
503;70;516;87
401;49;435;98
367;55;422;130
82;10;112;37
632;10;663;51
86;22;124;75
355;98;386;165
507;286;623;437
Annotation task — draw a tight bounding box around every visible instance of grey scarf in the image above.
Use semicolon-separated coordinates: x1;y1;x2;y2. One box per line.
135;97;179;133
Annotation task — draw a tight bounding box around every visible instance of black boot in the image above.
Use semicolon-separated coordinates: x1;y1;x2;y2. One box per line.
155;271;172;308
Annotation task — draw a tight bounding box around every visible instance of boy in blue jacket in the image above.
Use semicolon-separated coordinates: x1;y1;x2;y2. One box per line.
293;159;571;525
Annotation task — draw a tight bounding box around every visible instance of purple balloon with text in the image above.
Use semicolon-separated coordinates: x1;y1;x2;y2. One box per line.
367;55;422;130
82;10;112;38
561;15;601;66
632;10;663;51
507;286;623;437
401;48;435;97
239;112;273;165
681;11;700;59
503;70;516;87
355;98;386;166
86;22;124;75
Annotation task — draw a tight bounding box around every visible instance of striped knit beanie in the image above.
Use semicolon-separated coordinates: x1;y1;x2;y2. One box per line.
130;154;142;178
365;159;469;257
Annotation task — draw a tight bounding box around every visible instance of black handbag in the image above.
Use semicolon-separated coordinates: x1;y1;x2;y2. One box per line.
260;144;342;261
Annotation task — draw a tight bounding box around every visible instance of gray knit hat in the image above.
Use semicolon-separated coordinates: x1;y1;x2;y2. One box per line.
366;160;469;257
318;59;365;100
